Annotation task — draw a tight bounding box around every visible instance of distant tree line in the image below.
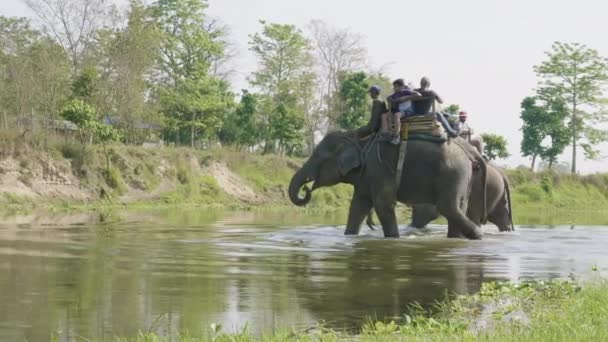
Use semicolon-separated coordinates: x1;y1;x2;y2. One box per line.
2;1;606;171
0;0;390;156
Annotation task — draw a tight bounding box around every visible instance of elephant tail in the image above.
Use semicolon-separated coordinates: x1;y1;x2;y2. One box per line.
504;173;514;231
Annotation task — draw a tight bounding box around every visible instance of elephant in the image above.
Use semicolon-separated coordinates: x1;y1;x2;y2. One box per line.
288;131;487;239
409;162;514;232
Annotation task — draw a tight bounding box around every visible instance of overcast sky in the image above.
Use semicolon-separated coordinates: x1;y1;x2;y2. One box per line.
2;0;608;173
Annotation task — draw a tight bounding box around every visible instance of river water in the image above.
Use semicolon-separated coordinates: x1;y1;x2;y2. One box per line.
0;209;607;341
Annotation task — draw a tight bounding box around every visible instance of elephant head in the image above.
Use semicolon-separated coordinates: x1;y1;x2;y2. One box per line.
289;131;361;206
489;173;515;232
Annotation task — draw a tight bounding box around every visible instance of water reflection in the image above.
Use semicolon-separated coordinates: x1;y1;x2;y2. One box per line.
0;209;607;341
288;239;489;329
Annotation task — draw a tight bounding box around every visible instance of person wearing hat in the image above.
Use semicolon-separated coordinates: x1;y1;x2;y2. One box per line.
355;85;388;139
456;111;485;155
456;111;471;138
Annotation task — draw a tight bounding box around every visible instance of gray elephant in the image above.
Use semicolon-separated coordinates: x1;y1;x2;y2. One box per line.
288;131;487;239
410;163;514;231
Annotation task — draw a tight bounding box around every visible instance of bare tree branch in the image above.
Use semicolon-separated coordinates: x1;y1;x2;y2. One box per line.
307;20;368;125
25;0;111;69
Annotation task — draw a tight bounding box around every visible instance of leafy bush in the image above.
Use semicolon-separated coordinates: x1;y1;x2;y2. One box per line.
103;167;126;194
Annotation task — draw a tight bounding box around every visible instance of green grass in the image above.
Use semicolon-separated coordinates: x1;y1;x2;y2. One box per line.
112;278;608;342
508;168;608;212
2;135;608;218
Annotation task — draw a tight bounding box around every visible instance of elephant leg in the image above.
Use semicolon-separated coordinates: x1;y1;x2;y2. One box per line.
410;204;440;229
344;194;373;235
373;196;399;238
447;221;466;238
438;197;482;240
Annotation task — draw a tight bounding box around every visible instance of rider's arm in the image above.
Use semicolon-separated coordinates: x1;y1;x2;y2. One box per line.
391;92;422;103
432;91;444;104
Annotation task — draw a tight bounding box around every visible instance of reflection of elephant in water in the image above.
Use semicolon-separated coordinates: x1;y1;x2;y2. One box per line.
287;239;488;329
288;131;487;239
410;163;514;231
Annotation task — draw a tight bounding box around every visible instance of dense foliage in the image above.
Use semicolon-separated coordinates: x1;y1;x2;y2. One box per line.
2;1;606;165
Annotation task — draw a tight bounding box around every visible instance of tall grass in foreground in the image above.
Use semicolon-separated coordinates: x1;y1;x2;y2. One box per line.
111;278;608;342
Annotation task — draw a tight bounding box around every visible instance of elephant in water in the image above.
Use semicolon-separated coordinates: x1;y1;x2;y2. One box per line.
288;131;487;239
409;163;514;232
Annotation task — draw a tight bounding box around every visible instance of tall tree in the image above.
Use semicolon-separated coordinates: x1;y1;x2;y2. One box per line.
150;0;232;146
520;97;545;170
296;71;322;153
0;16;70;133
219;90;260;149
336;71;369;130
534;42;608;173
249;21;313;154
94;0;160;143
308;20;367;126
26;38;71;132
481;133;510;161
159;77;233;147
25;0;112;69
151;0;223;85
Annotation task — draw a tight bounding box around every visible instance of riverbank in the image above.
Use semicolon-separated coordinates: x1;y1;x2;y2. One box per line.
116;277;607;341
1;140;607;219
0;141;352;213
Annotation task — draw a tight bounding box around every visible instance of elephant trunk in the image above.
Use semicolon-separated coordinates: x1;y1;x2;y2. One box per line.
288;167;313;206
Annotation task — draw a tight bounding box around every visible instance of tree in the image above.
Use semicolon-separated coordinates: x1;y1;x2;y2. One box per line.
538;99;570;169
219;90;260;149
481;133;510;161
520;97;545;170
25;0;112;69
444;104;461;115
336;71;369;130
27;38;71;132
93;1;160;144
234;91;260;148
249;21;314;154
159;77;233;147
60;98;96;143
534;42;608;173
60;99;120;170
308;20;367;126
269;102;305;155
519;97;569;170
151;0;224;85
150;0;233;146
0;16;70;133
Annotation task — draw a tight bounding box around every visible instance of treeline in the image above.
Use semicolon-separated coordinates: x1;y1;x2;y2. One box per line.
0;0;388;156
3;1;607;173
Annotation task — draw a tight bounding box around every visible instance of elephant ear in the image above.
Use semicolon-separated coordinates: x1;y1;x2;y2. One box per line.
337;145;361;176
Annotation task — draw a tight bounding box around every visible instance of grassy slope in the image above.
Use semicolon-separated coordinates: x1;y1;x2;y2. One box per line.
1;137;607;216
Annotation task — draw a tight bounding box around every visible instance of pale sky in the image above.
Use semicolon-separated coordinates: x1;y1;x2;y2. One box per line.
2;0;608;173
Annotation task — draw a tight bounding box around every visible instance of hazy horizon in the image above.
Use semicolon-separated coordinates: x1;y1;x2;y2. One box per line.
2;0;608;173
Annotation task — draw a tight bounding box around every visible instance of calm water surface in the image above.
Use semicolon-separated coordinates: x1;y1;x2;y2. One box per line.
1;209;607;341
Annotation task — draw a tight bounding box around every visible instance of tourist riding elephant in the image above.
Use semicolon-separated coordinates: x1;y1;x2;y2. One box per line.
288;131;487;239
410;163;514;232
